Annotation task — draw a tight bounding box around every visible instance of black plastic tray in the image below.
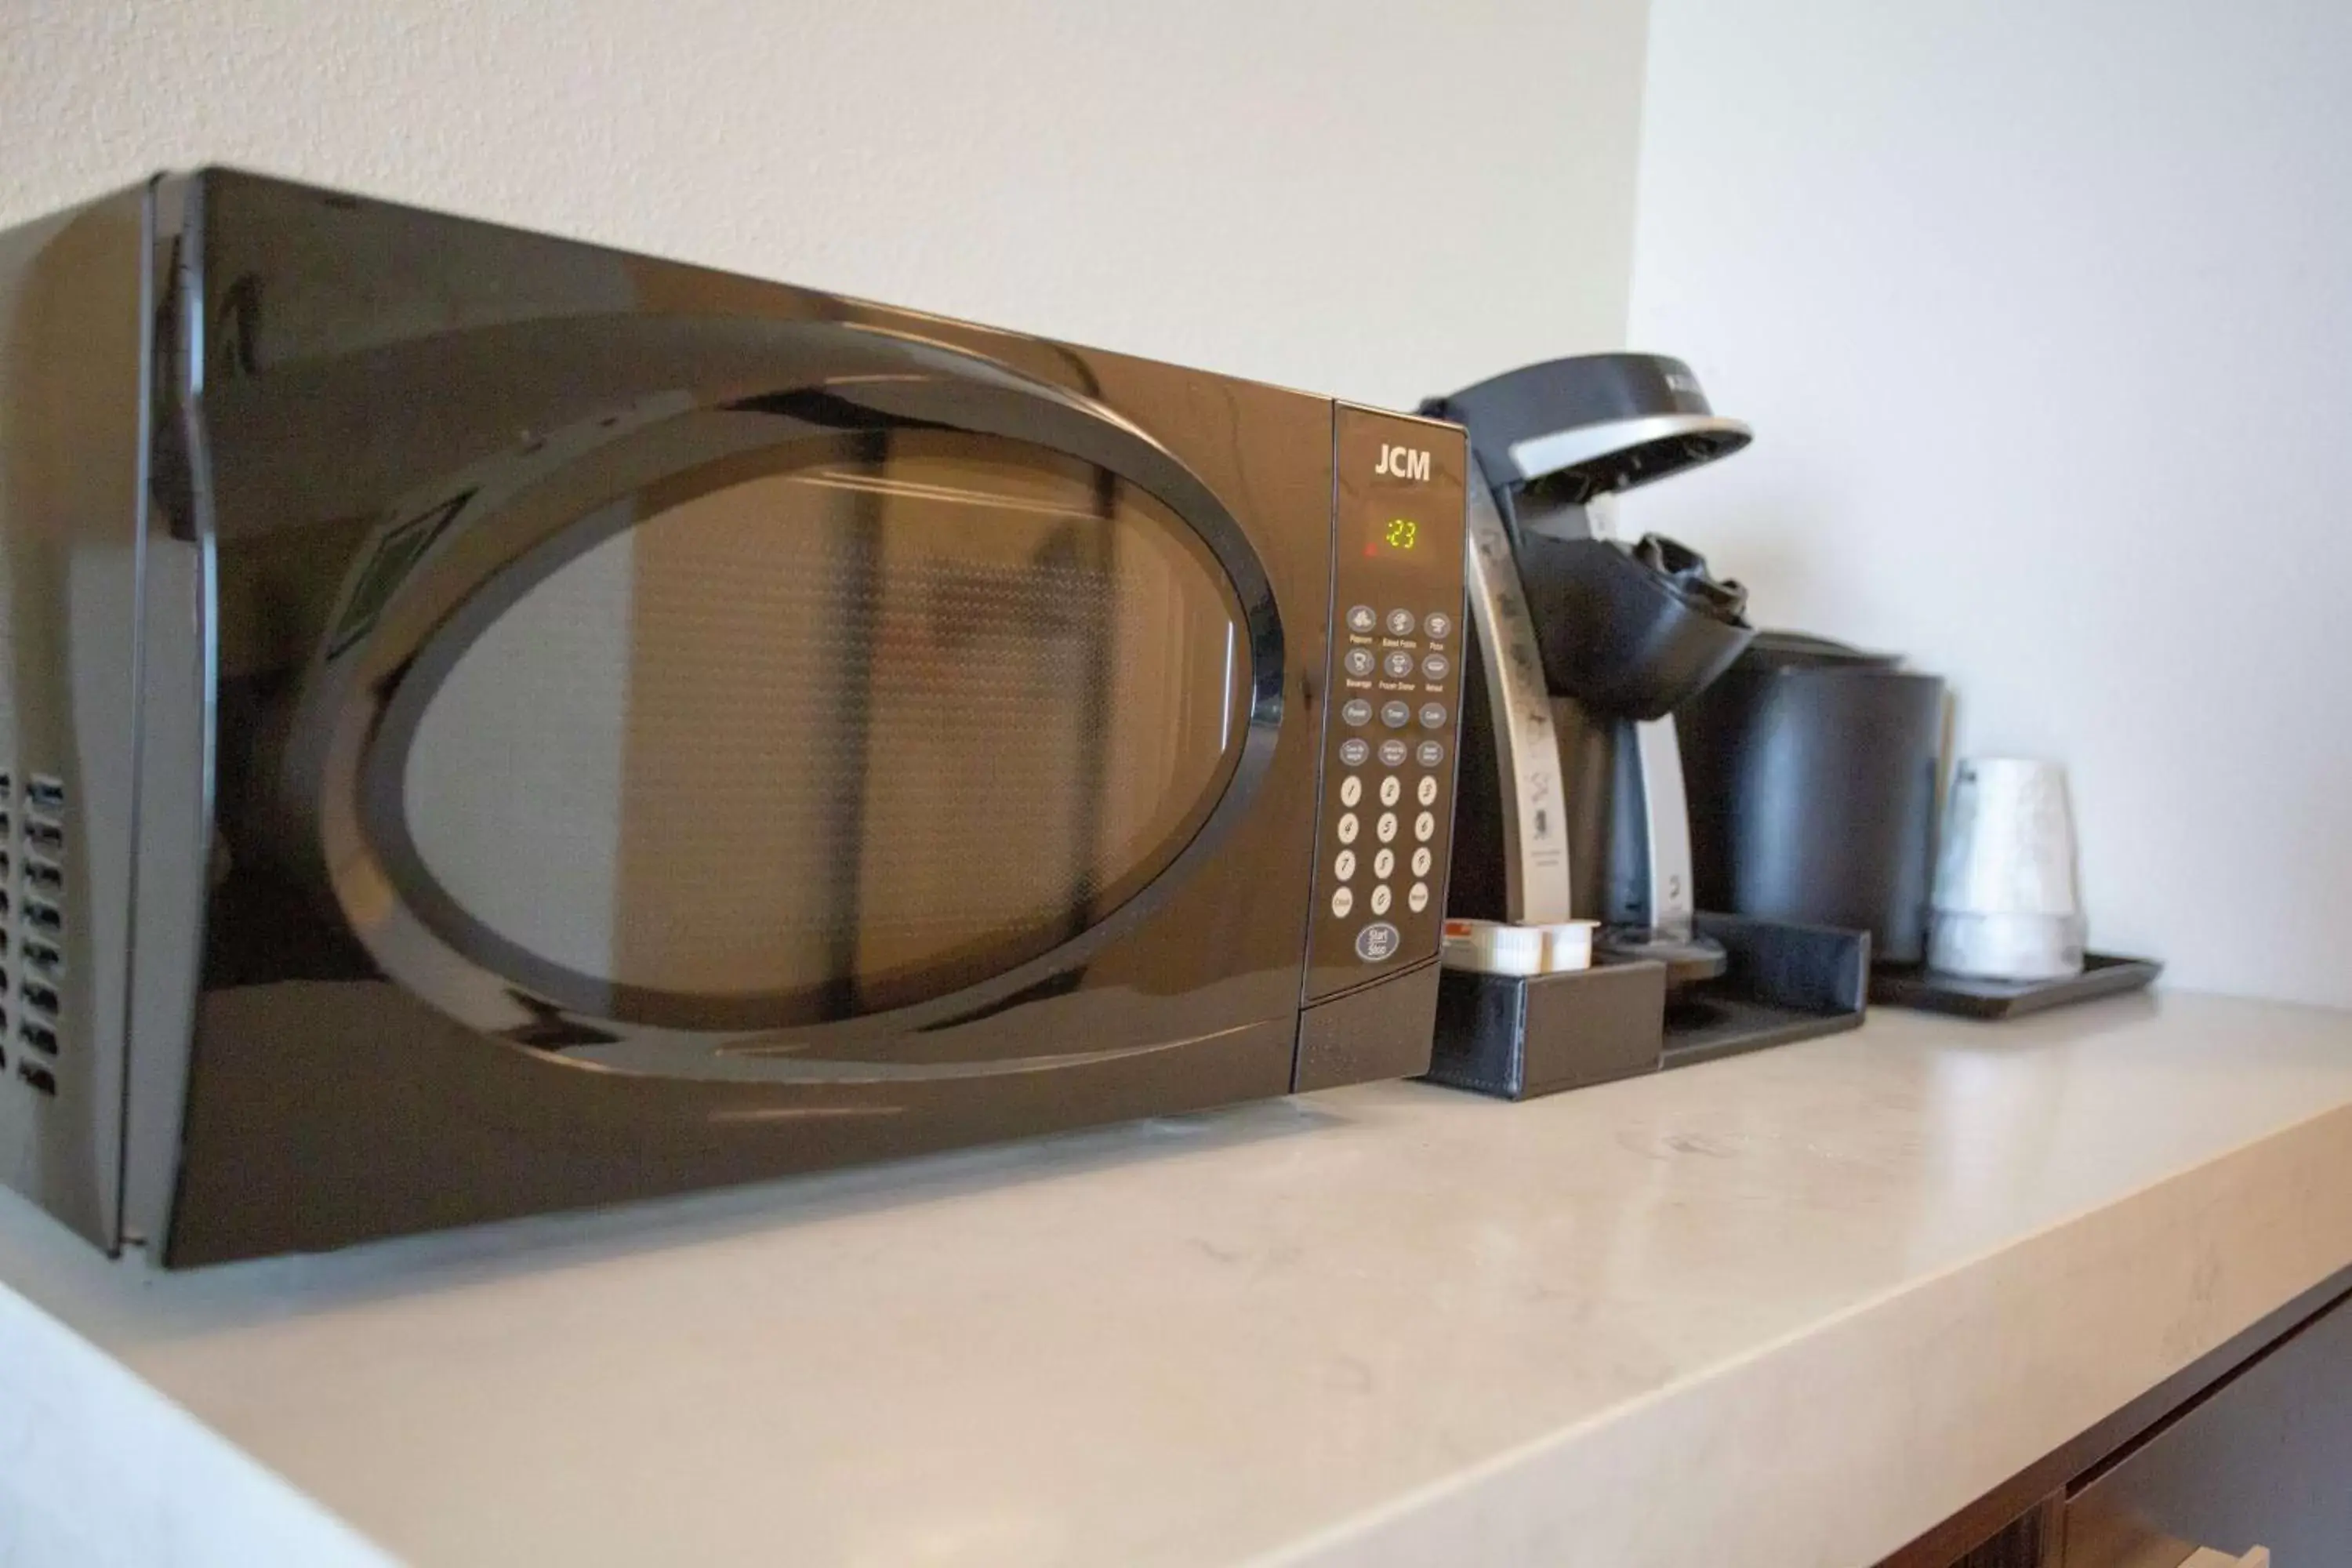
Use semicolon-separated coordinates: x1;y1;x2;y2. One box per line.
1869;953;2161;1019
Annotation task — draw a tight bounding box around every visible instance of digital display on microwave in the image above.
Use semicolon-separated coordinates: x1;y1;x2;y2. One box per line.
1365;515;1421;556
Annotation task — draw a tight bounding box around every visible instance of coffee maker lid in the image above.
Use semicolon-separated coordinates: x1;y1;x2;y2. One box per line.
1424;353;1750;502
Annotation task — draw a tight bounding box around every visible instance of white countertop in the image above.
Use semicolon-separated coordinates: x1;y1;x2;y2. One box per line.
5;989;2352;1566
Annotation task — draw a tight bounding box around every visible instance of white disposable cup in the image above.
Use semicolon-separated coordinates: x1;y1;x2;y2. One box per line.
1931;757;2085;979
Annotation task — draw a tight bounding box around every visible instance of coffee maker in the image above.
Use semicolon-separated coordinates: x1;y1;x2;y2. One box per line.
1427;354;1755;969
1421;354;1871;1097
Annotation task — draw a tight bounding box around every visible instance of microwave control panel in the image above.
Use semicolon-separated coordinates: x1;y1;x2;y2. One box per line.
1301;405;1469;1004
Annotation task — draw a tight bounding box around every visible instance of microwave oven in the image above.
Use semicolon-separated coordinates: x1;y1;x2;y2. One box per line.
0;170;1469;1264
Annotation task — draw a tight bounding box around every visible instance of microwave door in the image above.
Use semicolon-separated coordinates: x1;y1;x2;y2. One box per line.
265;332;1285;1081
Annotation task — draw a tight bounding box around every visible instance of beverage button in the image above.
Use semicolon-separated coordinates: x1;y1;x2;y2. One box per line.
1373;847;1395;880
1408;881;1430;913
1383;649;1416;679
1370;884;1393;916
1417;775;1439;806
1330;886;1355;918
1424;612;1453;640
1422;652;1450;681
1410;846;1433;877
1354;922;1402;963
1347;604;1377;634
1416;740;1445;768
1344;647;1375;678
1381;701;1411;728
1385;608;1417;637
1376;811;1399;844
1378;775;1402;807
1340;738;1370;767
1341;699;1372;727
1414;811;1436;842
1339;775;1363;808
1378;739;1410;768
1334;848;1356;882
1419;702;1447;729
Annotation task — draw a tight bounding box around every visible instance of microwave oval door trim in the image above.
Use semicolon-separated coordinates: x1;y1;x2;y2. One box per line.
289;325;1285;1078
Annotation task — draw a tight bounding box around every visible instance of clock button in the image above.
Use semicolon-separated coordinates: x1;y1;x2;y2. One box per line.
1419;702;1447;729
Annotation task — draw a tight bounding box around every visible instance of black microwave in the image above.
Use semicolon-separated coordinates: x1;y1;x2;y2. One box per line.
0;170;1469;1264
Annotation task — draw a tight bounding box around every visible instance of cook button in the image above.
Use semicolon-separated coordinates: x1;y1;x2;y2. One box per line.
1420;702;1448;729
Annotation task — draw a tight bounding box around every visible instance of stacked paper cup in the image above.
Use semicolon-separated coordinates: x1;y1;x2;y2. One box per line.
1928;758;2086;981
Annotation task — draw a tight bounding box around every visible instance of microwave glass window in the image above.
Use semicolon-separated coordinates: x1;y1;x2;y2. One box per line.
397;430;1248;1023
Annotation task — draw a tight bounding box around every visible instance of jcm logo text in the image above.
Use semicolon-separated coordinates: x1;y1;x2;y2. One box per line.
1376;445;1431;481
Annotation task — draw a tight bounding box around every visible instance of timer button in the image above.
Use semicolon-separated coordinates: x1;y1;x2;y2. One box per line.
1377;739;1409;768
1344;647;1375;678
1385;608;1416;637
1339;738;1370;768
1381;701;1411;728
1383;650;1415;679
1424;612;1454;640
1419;702;1448;729
1347;604;1377;634
1341;699;1372;728
1416;740;1446;768
1422;652;1450;681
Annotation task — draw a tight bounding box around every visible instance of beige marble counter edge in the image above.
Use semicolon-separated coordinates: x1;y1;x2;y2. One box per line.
1260;1090;2352;1565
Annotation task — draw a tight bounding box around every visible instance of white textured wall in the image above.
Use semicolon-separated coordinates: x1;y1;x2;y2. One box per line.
0;0;1648;408
1624;0;2352;1006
